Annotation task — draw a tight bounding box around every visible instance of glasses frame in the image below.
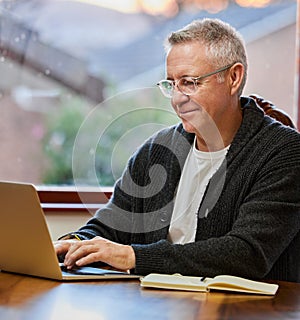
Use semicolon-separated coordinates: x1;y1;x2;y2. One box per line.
157;62;236;98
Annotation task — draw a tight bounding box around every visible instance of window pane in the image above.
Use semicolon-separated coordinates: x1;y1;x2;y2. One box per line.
0;0;297;186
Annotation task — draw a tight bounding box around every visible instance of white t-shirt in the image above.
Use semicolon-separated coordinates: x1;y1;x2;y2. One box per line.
168;138;229;244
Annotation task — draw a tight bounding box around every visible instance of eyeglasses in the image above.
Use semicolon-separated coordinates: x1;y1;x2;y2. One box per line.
157;62;236;98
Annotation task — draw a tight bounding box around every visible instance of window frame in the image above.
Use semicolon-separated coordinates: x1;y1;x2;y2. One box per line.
37;186;113;214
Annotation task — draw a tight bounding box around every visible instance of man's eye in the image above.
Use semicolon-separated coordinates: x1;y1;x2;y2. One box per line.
180;78;195;88
194;79;204;86
162;81;173;90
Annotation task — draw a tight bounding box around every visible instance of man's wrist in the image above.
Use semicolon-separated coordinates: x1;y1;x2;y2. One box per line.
127;245;136;270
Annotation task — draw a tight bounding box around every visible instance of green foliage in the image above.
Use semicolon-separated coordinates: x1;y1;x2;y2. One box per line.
42;88;178;186
42;96;87;184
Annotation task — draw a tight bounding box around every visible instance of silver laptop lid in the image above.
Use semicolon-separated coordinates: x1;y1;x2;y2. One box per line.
0;181;140;281
0;181;63;280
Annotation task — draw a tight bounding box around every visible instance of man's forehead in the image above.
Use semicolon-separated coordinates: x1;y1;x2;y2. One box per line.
166;43;209;77
166;42;207;64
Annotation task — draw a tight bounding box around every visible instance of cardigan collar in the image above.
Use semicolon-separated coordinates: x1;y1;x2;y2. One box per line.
226;96;265;165
177;96;265;163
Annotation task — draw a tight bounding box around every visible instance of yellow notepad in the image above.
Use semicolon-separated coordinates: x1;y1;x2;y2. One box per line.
140;273;279;295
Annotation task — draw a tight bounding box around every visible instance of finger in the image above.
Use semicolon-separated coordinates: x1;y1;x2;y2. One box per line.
53;240;71;255
75;252;103;267
64;242;97;268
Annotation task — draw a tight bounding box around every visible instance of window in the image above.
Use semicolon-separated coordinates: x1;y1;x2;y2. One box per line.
0;0;298;190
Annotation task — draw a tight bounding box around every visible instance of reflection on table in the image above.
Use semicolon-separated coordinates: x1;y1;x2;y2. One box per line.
1;271;300;320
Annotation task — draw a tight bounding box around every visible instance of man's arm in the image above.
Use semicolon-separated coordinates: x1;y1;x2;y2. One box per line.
131;160;300;280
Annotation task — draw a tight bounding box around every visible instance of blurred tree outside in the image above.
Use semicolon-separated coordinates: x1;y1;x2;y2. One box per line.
42;88;178;186
42;95;88;185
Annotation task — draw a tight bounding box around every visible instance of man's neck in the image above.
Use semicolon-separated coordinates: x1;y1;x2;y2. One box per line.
195;103;243;152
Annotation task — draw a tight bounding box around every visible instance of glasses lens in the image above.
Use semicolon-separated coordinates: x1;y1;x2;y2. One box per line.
158;80;173;98
178;78;196;95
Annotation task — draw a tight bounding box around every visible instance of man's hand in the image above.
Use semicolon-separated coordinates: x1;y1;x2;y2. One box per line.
53;236;136;272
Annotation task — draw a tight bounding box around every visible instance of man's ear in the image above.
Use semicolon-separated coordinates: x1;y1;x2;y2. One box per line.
228;63;244;95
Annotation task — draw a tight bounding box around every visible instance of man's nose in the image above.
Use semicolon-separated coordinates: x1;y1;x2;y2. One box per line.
171;88;190;104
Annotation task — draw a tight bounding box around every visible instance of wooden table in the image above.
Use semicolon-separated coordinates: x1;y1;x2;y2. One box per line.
1;271;300;320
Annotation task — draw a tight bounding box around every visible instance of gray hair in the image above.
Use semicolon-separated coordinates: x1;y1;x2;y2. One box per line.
165;18;248;96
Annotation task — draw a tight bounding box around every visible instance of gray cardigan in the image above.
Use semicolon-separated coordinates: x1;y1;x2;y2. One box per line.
75;97;300;282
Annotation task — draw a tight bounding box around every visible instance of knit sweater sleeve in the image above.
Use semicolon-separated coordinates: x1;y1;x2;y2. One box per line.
132;126;300;282
70;116;300;282
132;163;300;279
72;124;190;242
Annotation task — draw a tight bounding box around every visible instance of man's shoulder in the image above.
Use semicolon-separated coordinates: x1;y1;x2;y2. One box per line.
261;117;300;143
241;96;300;144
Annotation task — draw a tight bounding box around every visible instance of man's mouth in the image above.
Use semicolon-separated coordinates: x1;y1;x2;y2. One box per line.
178;108;199;116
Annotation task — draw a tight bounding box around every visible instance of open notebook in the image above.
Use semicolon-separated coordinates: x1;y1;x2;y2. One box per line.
0;181;139;281
140;273;279;295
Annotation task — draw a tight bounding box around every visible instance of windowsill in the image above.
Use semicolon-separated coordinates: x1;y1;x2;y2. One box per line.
36;185;113;214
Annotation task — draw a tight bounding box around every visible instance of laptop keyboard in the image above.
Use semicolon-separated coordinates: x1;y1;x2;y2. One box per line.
60;264;128;276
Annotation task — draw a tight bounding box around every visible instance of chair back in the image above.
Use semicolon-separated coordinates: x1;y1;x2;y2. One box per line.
249;94;296;129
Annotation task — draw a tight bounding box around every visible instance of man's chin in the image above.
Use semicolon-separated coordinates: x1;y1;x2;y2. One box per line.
181;120;200;135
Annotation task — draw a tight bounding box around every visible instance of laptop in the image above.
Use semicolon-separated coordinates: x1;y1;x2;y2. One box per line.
0;180;140;281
